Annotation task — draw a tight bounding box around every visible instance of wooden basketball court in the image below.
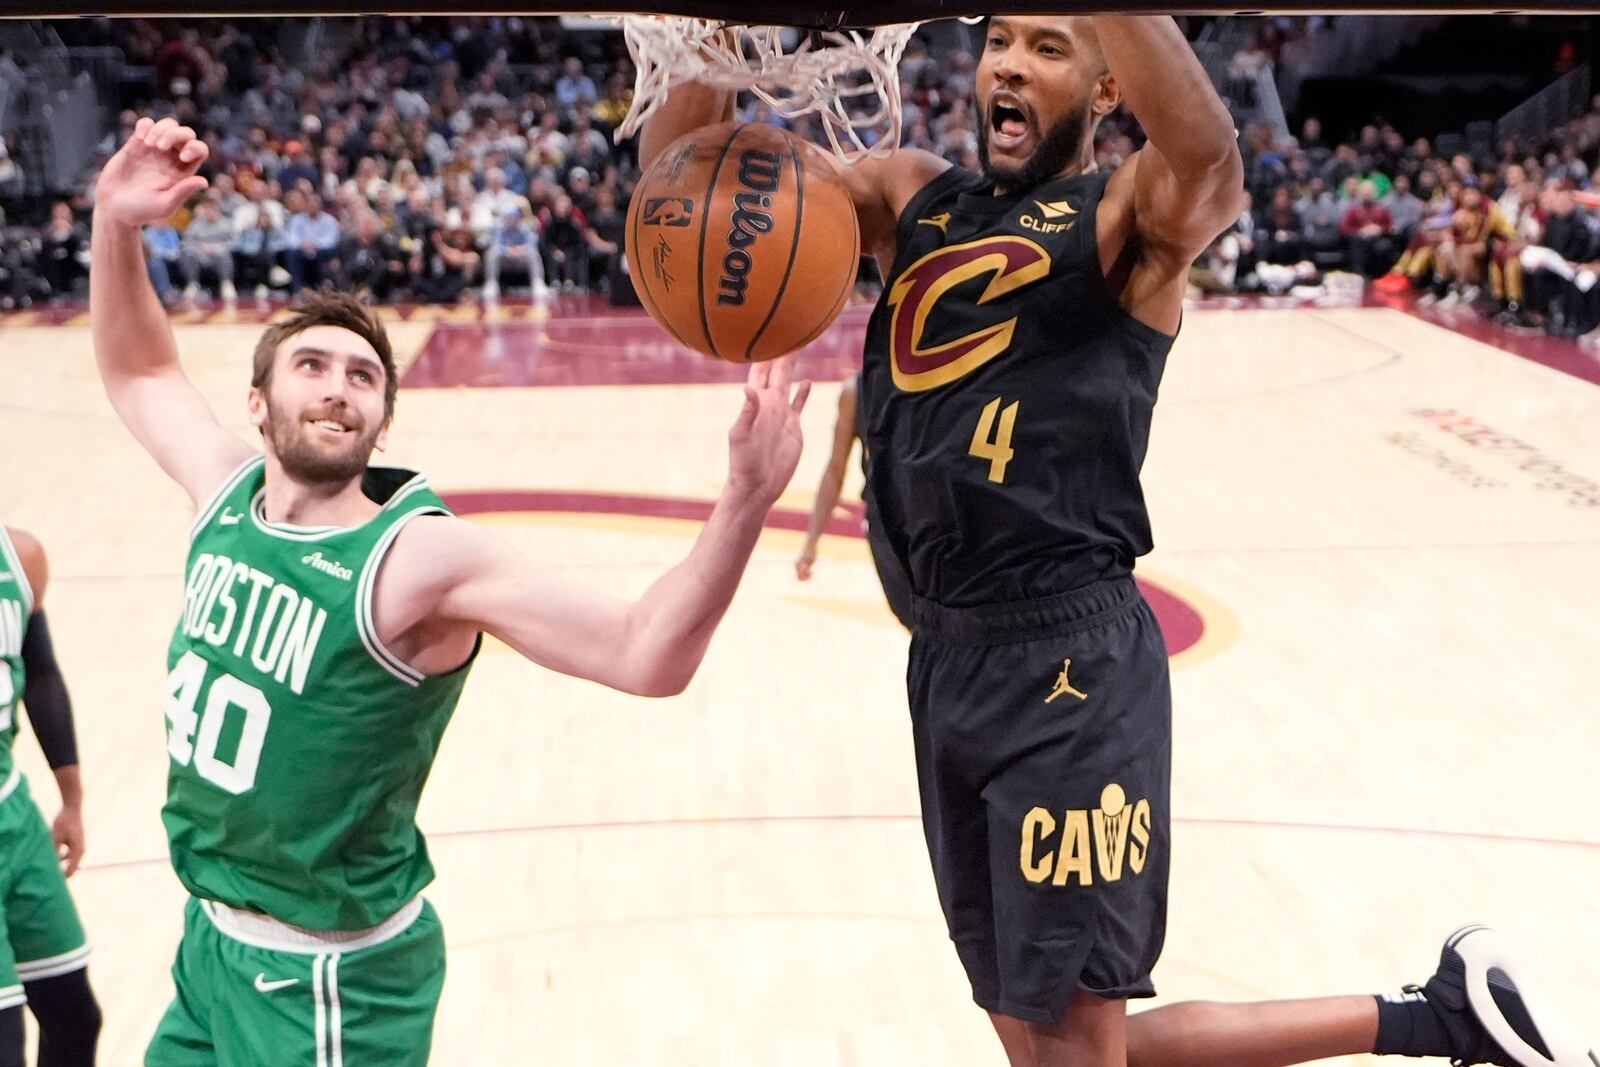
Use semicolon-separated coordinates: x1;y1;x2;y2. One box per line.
1;297;1596;1063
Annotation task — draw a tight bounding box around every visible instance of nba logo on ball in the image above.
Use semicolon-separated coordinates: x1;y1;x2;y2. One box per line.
627;122;861;363
642;197;694;227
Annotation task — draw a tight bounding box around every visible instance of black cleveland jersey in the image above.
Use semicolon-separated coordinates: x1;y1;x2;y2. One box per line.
858;165;1176;608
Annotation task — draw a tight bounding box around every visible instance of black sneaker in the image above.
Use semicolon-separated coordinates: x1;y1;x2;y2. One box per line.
1408;925;1596;1067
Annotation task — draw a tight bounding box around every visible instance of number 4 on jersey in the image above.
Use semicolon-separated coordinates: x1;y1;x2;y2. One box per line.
969;397;1020;483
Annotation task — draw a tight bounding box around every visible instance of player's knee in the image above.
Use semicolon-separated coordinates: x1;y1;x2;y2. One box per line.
1023;991;1126;1067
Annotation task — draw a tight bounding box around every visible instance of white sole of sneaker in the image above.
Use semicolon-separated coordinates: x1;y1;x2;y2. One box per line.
1451;925;1596;1067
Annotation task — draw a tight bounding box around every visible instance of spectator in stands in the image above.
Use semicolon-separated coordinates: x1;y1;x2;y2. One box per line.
286;192;340;292
1297;177;1344;269
0;227;44;309
1518;184;1600;335
211;172;246;220
277;140;320;191
144;222;182;305
180;198;238;300
336;210;407;301
1256;185;1307;269
419;218;481;303
1340;180;1397;278
471;166;532;244
40;202;87;300
554;57;597;109
232;207;288;298
540;193;586;291
483;203;543;300
593;72;632;132
585;182;624;293
1383;174;1425;242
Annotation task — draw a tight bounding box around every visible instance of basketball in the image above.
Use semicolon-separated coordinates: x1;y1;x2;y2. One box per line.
627;122;861;362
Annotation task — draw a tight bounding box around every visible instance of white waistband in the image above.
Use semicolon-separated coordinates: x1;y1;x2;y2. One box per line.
199;895;424;955
0;769;20;807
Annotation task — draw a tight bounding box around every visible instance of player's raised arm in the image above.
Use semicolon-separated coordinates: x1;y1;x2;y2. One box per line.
1095;17;1244;261
91;117;255;505
382;359;810;698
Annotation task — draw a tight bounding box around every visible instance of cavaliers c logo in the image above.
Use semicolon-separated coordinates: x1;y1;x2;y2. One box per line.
889;235;1051;392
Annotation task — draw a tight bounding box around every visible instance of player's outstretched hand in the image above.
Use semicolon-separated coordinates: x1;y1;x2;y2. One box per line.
728;357;811;508
95;116;210;228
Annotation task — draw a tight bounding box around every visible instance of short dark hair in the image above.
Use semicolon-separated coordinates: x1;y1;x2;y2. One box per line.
250;292;398;420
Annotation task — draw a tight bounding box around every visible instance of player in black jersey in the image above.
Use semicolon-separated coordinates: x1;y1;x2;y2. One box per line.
643;17;1591;1067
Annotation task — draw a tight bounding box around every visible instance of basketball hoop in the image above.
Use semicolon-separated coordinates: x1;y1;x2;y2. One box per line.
617;16;919;163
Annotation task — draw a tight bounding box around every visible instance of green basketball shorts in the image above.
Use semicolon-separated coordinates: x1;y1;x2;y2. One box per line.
0;771;91;1009
145;895;445;1067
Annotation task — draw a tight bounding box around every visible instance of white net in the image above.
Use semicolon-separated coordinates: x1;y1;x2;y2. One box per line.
616;16;919;163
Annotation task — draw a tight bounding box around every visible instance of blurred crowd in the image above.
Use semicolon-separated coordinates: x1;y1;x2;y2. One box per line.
1199;20;1600;342
4;15;1600;345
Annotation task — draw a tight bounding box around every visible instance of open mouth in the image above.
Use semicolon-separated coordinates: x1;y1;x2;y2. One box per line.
989;94;1032;148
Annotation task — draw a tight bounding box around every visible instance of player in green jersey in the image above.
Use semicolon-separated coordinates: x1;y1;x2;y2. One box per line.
0;525;101;1067
91;116;810;1067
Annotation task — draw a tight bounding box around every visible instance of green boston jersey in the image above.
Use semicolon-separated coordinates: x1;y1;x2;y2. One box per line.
0;523;35;786
164;455;478;931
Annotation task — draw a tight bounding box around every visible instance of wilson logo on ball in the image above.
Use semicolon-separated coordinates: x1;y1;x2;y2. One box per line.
643;197;694;227
717;149;783;307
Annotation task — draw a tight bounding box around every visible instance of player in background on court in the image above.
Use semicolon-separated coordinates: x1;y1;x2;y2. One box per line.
793;374;911;628
645;15;1592;1067
91;115;809;1066
0;525;102;1067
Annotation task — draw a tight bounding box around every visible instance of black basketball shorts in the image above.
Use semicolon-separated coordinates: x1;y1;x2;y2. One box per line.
906;575;1171;1024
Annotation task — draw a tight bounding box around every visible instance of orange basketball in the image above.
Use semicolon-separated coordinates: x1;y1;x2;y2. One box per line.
626;122;860;363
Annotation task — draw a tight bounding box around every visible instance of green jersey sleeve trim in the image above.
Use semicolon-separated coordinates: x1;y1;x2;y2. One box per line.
0;524;33;616
355;505;448;687
190;454;266;542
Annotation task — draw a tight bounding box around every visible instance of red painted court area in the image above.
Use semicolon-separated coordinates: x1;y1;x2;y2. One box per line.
397;290;1600;391
403;299;873;387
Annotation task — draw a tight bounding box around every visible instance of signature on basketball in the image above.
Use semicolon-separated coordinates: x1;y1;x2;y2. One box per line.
652;235;676;292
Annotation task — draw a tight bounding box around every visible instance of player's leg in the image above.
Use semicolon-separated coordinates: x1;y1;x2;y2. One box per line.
904;627;1010;1050
1126;996;1377;1067
0;926;23;1067
1123;923;1593;1067
24;968;101;1067
963;580;1170;1067
0;1005;20;1067
1015;991;1128;1067
3;783;97;1067
144;900;220;1067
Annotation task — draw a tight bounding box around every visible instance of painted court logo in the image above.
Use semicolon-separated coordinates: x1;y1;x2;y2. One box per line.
300;552;353;582
1020;783;1153;888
